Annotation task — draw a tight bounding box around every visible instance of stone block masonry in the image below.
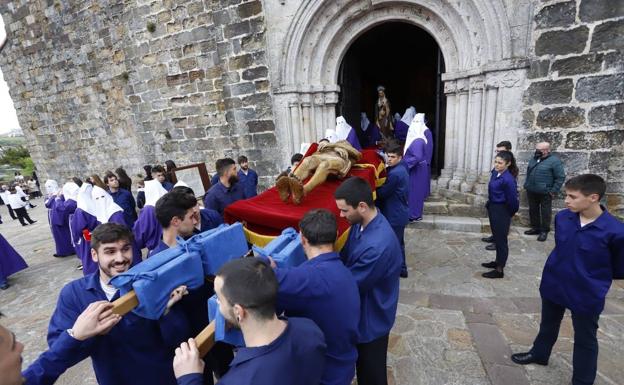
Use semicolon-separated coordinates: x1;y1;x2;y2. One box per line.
519;0;624;218
0;0;280;191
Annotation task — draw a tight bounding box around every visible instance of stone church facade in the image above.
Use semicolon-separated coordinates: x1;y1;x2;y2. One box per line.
0;0;622;216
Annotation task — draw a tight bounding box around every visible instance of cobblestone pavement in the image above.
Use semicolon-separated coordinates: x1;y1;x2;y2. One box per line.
1;202;623;385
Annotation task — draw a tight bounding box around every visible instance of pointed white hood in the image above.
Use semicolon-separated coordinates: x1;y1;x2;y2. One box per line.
404;113;428;155
174;180;189;188
401;106;416;126
324;129;338;143
62;182;80;202
144;179;168;207
91;185;123;223
45;179;60;196
77;183;95;215
335;116;353;141
360;112;370;132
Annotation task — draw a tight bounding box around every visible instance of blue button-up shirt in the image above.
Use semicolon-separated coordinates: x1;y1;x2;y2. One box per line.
540;207;624;315
237;169;258;198
162;181;174;191
216;317;326;385
488;169;519;214
340;212;402;343
376;162;409;227
109;188;137;229
23;271;191;385
203;182;245;216
275;252;360;385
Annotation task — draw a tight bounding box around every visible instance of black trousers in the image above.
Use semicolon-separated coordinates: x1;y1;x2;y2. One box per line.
527;191;552;232
6;204;17;219
391;225;406;272
487;203;511;268
13;207;35;225
356;334;389;385
530;298;599;385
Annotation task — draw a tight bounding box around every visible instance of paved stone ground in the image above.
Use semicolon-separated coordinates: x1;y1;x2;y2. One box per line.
1;201;623;385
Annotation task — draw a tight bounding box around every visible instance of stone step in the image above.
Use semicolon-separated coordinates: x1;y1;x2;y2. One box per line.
423;201;487;217
409;215;490;233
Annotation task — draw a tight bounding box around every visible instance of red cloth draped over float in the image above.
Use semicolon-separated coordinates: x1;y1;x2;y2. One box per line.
224;144;386;248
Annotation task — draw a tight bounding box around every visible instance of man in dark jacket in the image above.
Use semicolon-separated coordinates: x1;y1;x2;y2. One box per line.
523;142;565;241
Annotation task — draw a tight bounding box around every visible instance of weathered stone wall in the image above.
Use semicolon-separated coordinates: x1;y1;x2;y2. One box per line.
0;0;279;189
519;0;624;217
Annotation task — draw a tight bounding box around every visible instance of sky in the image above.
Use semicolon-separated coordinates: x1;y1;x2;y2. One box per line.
0;16;21;135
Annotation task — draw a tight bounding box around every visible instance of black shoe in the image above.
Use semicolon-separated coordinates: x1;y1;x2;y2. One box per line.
485;244;496;251
29;220;37;224
482;270;504;279
524;229;540;235
21;223;28;227
511;352;548;366
0;282;9;290
400;269;408;278
409;217;423;222
537;232;548;242
481;261;497;268
481;236;494;243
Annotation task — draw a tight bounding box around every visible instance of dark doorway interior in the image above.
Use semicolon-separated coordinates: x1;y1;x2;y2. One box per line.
337;22;446;176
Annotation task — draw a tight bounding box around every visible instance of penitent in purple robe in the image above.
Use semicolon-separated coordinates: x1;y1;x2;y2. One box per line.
403;138;428;220
133;205;163;253
424;129;434;198
345;129;362;151
70;209;99;275
361;123;383;148
394;120;409;143
0;233;28;282
45;197;75;257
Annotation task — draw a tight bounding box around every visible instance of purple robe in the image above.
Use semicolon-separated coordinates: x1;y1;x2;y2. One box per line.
345;129;362;151
0;233;28;280
133;205;163;252
394;120;409;143
361;123;383;148
70;209;99;275
45;197;75;256
424;129;433;197
403;138;428;220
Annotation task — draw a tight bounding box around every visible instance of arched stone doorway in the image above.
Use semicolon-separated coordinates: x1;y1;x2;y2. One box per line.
271;0;528;197
336;22;446;176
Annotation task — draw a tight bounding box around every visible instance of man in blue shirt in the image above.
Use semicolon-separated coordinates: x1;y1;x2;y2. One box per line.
376;141;410;278
153;165;174;191
237;155;258;198
203;158;245;217
105;171;137;229
151;191;200;256
335;176;402;385
174;258;327;385
22;223;191;385
511;174;624;385
269;209;360;385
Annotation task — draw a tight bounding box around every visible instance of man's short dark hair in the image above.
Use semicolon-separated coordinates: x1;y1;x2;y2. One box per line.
216;158;236;177
334;177;374;208
217;258;277;321
290;153;303;165
155;191;197;228
104;171;117;184
496;141;512;151
237;155;248;164
152;165;165;174
564;174;606;199
172;185;195;196
91;223;134;251
384;141;403;156
299;209;337;246
72;177;83;187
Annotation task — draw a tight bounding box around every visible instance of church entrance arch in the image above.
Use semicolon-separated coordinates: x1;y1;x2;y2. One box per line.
336;22;446;176
273;0;526;195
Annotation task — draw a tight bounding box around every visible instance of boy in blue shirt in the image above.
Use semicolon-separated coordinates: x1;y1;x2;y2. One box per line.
511;174;624;385
174;258;327;385
237;155;259;198
270;209;360;385
376;141;410;277
335;177;402;385
105;172;137;229
22;223;190;385
153;165;174;191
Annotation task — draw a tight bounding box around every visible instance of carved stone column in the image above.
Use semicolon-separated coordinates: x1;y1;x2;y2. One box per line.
313;92;325;140
449;79;468;191
438;80;457;189
288;101;302;152
461;76;484;193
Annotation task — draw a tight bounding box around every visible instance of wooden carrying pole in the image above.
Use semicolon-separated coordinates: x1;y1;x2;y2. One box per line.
111;290;216;357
